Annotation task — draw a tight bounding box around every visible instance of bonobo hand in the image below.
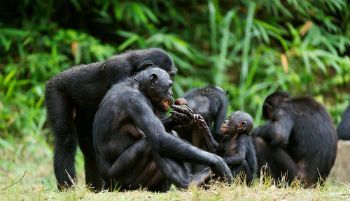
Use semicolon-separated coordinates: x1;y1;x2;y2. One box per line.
170;104;194;125
211;155;233;183
193;114;209;131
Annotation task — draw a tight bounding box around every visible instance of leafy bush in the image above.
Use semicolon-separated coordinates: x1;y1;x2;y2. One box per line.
0;0;349;140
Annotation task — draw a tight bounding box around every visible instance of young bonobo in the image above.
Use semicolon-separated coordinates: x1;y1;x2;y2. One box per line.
166;86;228;146
93;68;232;191
183;86;229;137
195;111;257;184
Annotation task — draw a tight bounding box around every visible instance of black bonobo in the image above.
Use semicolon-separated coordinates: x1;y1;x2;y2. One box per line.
183;85;228;138
45;48;177;190
337;105;350;140
164;86;228;145
194;111;257;184
252;91;337;187
93;68;233;191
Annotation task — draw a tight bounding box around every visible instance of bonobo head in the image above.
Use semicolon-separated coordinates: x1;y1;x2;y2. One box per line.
262;91;291;120
131;48;177;79
135;68;174;112
220;111;254;136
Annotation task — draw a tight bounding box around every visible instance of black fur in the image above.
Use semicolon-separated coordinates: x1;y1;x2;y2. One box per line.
253;91;337;187
45;48;177;190
337;106;350;140
183;85;228;137
193;111;257;184
92;68;233;191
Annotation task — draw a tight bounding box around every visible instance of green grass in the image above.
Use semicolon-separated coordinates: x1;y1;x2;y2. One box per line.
1;135;350;201
1;182;349;201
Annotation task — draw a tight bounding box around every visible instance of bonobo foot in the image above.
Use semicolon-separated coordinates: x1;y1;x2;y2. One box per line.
191;167;213;186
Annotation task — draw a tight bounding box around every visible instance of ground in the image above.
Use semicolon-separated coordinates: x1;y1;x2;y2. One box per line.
1;135;350;201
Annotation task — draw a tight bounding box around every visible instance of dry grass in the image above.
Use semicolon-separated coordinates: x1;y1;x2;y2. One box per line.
1;138;350;201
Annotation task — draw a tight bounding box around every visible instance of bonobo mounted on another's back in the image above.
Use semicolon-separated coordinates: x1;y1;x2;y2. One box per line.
45;48;177;190
252;91;337;187
93;67;233;191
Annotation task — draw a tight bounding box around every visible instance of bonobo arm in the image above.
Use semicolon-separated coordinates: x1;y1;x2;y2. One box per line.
223;136;246;166
253;115;293;147
195;114;219;152
125;93;233;181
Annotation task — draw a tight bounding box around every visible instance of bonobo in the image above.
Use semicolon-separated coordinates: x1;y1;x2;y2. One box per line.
252;91;337;187
93;68;233;191
183;85;228;137
166;86;228;143
337;105;350;140
194;111;257;184
45;48;177;190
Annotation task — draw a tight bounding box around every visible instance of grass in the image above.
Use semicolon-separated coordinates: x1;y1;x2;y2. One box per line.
1;134;350;201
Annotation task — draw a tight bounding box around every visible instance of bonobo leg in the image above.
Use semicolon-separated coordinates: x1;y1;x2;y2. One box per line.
108;138;212;189
107;139;150;177
231;160;253;184
45;80;77;190
152;151;212;188
254;137;299;183
75;110;103;191
156;133;233;182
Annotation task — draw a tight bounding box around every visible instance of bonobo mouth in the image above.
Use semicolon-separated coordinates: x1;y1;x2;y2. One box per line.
161;97;174;111
220;124;229;135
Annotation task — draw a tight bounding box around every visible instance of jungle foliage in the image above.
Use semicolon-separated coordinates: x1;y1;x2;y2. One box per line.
0;0;349;142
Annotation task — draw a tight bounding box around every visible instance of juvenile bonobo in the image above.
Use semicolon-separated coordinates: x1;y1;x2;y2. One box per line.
337;105;350;140
252;91;337;187
183;85;229;138
195;111;257;184
45;48;177;190
93;68;232;191
166;85;228;144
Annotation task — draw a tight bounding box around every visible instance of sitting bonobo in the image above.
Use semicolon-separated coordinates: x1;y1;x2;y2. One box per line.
93;67;232;191
195;111;257;184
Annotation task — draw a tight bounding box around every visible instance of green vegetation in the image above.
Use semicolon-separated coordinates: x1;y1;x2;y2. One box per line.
1;0;350;199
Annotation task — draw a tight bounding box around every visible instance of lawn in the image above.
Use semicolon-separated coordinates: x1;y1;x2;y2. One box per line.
1;134;350;201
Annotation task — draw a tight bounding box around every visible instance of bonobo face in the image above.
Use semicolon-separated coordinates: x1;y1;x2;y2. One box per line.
220;111;254;136
142;68;174;112
262;91;290;120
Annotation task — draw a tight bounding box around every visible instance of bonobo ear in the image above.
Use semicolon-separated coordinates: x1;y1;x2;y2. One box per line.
262;103;273;119
139;61;154;71
150;73;158;87
238;121;247;132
